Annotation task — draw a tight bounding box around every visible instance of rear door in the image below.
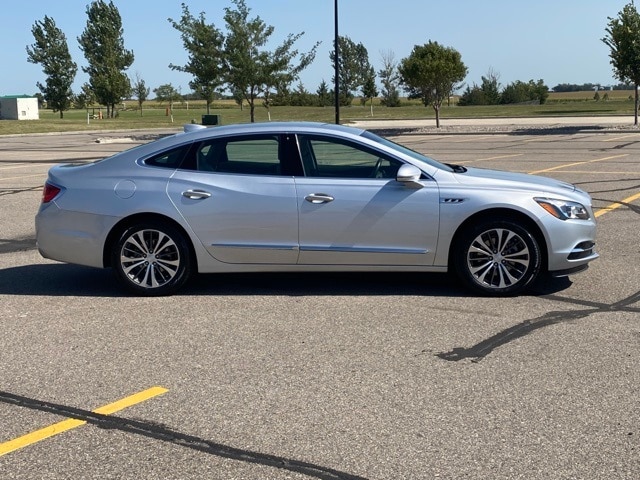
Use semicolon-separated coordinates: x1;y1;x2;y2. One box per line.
167;134;301;264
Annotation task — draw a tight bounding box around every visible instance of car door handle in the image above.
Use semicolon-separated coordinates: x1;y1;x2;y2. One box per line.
182;189;212;200
305;193;334;204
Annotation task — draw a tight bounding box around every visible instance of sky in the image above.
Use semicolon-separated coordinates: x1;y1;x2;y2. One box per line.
0;0;631;97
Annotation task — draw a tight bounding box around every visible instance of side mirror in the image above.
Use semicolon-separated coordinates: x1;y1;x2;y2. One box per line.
396;164;423;188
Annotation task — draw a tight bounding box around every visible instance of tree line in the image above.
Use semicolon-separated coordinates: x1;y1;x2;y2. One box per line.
25;0;640;125
551;83;634;92
458;70;549;106
25;0;465;125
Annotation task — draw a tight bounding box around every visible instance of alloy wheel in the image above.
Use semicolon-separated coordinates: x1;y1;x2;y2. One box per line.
119;229;181;289
466;227;531;289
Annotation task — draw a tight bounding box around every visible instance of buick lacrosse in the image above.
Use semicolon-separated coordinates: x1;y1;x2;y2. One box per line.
36;122;598;296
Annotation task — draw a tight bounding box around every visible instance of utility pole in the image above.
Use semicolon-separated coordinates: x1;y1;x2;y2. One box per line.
334;0;340;124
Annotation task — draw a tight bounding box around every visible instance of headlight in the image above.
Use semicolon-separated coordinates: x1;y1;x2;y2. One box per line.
535;198;591;220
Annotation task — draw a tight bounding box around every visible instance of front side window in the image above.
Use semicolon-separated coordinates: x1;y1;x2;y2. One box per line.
297;135;402;179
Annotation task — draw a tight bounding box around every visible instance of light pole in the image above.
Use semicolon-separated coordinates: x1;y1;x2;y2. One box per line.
334;0;340;124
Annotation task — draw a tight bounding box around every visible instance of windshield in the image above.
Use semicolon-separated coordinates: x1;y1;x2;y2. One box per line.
361;130;453;172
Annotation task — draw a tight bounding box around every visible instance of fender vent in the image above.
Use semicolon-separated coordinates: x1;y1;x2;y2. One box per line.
440;198;466;204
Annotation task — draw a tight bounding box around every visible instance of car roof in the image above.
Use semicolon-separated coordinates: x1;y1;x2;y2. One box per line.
176;121;366;141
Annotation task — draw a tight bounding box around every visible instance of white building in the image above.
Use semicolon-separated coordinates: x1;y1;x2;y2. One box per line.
0;95;39;120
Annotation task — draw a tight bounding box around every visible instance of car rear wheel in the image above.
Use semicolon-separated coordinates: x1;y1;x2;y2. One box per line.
454;220;541;296
111;221;191;296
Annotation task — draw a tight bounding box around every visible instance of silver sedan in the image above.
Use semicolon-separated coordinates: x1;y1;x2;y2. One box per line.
35;122;598;296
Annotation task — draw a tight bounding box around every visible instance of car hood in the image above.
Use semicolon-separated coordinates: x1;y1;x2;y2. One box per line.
450;166;585;197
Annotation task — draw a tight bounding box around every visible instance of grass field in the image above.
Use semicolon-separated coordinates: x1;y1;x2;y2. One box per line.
0;91;636;135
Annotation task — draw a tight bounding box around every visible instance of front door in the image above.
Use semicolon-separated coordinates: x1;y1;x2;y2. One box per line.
295;135;440;266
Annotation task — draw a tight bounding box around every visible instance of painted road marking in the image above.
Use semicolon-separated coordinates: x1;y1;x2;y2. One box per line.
538;170;637;174
523;153;637;218
595;192;640;218
603;133;640;142
462;153;524;164
451;135;497;143
0;174;48;181
0;164;49;171
0;386;168;457
528;154;629;175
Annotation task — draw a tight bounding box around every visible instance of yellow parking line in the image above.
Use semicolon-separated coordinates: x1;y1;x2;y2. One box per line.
0;174;48;181
0;386;168;457
451;135;496;143
474;153;523;162
461;154;523;165
528;154;628;174
595;192;640;218
0;164;47;171
544;170;636;174
603;133;640;142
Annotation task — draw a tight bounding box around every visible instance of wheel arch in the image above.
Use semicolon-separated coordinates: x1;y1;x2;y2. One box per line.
448;208;548;273
103;213;198;271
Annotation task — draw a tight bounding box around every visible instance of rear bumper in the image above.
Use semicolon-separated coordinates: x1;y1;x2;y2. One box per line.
36;203;117;268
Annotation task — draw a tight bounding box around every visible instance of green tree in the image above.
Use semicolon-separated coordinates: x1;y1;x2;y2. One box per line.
26;16;77;118
361;66;378;116
500;81;529;104
153;83;182;109
316;79;332;107
378;50;401;107
457;84;486;106
34;92;45;108
500;79;548;105
132;74;150;116
168;3;224;115
232;88;245;110
223;0;319;122
458;68;501;106
270;82;291;106
399;41;467;128
480;68;501;105
330;36;371;106
78;0;134;118
74;82;96;110
603;2;640;125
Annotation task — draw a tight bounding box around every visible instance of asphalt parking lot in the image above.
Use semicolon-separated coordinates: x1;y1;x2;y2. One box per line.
1;125;639;479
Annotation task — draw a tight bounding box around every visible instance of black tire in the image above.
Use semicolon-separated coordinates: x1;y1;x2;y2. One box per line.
111;221;191;296
453;219;541;296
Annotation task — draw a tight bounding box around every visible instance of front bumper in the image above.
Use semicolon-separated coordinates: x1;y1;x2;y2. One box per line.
544;217;598;274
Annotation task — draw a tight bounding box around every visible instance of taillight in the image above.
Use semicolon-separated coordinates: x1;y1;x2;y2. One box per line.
42;182;61;203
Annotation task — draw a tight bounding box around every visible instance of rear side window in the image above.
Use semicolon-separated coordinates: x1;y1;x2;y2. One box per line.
196;135;283;176
144;144;192;169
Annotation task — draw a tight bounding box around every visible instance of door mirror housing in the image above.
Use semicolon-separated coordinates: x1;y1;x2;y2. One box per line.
396;164;423;188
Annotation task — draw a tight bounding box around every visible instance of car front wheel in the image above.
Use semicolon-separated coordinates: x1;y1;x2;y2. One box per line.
454;220;541;296
111;221;191;296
